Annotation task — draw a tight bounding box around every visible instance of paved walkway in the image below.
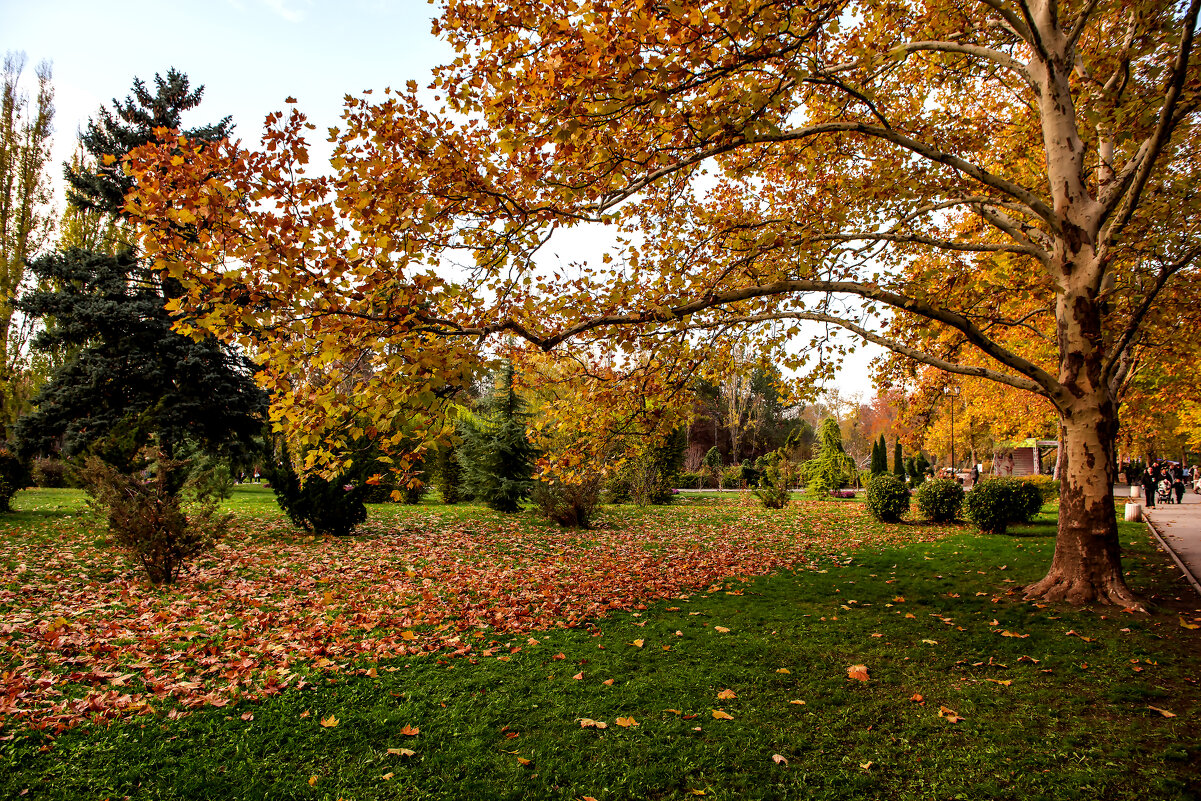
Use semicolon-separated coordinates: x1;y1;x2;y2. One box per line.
1141;487;1201;597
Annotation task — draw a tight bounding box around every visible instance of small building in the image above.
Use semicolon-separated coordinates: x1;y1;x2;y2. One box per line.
992;438;1058;477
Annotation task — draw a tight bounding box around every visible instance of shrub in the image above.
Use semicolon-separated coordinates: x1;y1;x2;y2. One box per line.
0;448;28;511
361;480;399;503
720;464;744;489
915;478;965;522
753;457;796;509
1023;474;1061;504
964;477;1028;534
865;473;910;522
1013;480;1045;523
80;455;229;584
531;475;603;528
32;457;71;488
264;454;367;537
678;470;709;489
434;443;463;504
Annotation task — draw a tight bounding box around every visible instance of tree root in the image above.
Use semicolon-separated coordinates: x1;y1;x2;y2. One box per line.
1024;571;1149;612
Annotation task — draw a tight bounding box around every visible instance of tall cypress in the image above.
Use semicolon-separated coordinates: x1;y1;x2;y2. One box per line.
893;441;904;476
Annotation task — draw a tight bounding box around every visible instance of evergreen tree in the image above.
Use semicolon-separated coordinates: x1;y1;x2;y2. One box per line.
869;435;887;474
15;71;264;468
801;417;857;496
702;445;723;488
893;441;904;477
434;440;463;504
457;362;537;513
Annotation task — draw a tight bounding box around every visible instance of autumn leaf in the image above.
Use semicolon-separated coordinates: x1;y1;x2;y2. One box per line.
772;754;788;766
631;639;644;648
573;672;584;680
319;715;339;728
847;665;869;682
1180;617;1200;630
401;724;420;736
382;771;395;780
921;639;938;645
938;706;964;723
615;716;638;727
860;761;874;771
664;709;682;715
986;679;1013;686
716;688;737;700
1000;631;1029;638
789;699;806;705
711;709;734;720
909;693;924;703
308;775;318;786
401;630;417;641
714;626;731;633
516;757;532;766
387;747;416;757
776;668;791;674
603;679;614;686
1147;706;1178;718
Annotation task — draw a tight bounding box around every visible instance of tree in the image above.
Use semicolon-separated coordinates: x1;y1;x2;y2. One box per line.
0;53;54;432
894;441;904;478
802;417;858;496
16;70;264;467
870;435;888;475
457;362;538;513
131;1;1201;606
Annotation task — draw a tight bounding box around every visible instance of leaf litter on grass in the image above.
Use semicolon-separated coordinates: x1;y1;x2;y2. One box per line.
0;497;950;735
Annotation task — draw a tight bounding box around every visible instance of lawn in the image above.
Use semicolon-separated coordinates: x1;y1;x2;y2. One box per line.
1;487;1198;800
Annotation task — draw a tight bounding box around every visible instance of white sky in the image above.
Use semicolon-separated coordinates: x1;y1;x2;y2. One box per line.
1;0;880;398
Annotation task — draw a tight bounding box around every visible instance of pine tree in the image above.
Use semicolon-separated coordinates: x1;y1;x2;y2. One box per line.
802;418;857;496
457;362;538;513
893;441;904;477
870;435;887;474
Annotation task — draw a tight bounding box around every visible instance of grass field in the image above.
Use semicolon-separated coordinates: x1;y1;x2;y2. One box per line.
1;487;1198;800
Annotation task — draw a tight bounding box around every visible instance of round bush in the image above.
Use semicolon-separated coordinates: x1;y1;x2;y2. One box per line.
965;477;1026;534
865;473;910;522
915;478;965;522
1013;480;1045;523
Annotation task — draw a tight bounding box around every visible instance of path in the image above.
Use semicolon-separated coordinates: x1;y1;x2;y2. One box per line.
1142;487;1201;598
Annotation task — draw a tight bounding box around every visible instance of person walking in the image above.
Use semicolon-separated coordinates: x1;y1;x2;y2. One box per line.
1173;464;1186;505
1141;464;1158;508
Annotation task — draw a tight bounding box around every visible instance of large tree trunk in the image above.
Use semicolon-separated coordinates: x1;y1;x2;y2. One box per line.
1024;275;1141;607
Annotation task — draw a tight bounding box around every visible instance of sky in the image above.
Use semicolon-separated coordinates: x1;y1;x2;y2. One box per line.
1;0;882;400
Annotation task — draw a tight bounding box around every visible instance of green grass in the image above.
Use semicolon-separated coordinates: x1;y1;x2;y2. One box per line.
1;492;1198;800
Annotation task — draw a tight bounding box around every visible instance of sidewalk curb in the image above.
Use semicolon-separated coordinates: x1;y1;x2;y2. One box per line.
1143;515;1201;598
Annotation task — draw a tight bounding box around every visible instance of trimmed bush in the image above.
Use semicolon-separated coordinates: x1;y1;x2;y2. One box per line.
80;455;229;584
915;478;965;522
1013;480;1045;523
265;455;367;537
865;473;910;522
1023;474;1061;504
964;477;1027;534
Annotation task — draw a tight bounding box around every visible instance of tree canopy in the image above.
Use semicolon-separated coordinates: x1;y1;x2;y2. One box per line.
130;0;1201;606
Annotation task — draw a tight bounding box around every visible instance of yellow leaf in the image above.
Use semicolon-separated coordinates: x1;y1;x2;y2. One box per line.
938;706;964;723
711;709;734;720
401;630;417;641
690;790;706;796
664;709;682;715
387;747;416;756
615;716;638;727
986;679;1013;686
516;757;532;766
319;715;339;728
921;639;938;645
847;665;869;682
308;775;318;786
776;668;791;674
789;699;806;705
1148;706;1177;718
860;761;874;770
717;688;737;700
102;154;117;166
1180;617;1200;630
631;639;644;648
714;626;731;633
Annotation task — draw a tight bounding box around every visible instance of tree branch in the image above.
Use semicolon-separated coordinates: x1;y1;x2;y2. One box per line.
893;41;1034;88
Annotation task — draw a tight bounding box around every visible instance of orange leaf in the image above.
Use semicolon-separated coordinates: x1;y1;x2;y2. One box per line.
789;699;806;705
308;775;318;786
938;706;964;723
711;709;734;720
1180;617;1200;630
401;631;417;641
631;639;644;648
319;715;339;728
401;724;420;736
776;668;791;674
603;679;614;686
1148;706;1177;718
909;693;924;703
572;672;584;680
847;665;869;682
615;716;638;727
716;688;737;700
714;626;730;633
516;757;532;766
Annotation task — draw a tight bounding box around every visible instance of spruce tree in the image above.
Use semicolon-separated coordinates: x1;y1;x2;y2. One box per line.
457;362;537;513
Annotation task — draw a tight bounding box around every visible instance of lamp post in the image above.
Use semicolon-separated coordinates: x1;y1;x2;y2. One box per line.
944;384;961;475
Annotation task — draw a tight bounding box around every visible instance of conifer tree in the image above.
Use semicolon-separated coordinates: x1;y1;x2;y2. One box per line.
457;362;537;513
893;441;904;477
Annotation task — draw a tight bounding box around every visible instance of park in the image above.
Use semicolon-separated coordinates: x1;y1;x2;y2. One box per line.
2;0;1201;798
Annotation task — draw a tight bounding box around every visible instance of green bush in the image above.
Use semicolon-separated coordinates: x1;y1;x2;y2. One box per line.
964;477;1029;534
915;478;965;522
753;457;796;509
80;455;229;584
265;455;367;537
0;447;26;512
864;473;910;522
531;475;603;528
720;464;744;489
678;470;710;489
1023;474;1061;504
1013;480;1045;523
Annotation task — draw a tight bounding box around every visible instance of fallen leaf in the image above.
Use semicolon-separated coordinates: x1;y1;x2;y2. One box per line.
690;790;706;796
921;639;938;645
401;724;420;736
776;668;791;674
1180;617;1200;630
631;639;644;648
716;688;737;700
789;699;806;705
772;754;788;766
382;771;395;780
847;664;869;682
615;716;638;727
989;619;999;626
664;709;682;715
986;679;1013;686
553;653;566;660
860;761;873;771
938;706;964;723
241;712;254;721
308;775;318;786
299;710;310;719
909;693;924;703
1000;631;1028;638
714;626;731;633
711;709;734;720
516;756;532;766
401;630;417;641
579;718;608;729
387;747;416;756
573;672;584;680
1148;706;1177;718
319;715;339;728
603;679;614;686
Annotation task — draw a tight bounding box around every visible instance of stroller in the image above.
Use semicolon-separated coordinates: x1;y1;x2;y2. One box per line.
1157;479;1176;505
